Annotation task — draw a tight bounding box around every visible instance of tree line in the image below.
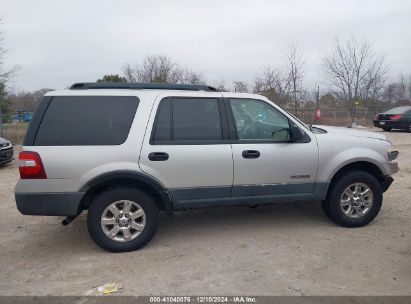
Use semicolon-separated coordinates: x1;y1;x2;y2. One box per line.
98;39;411;119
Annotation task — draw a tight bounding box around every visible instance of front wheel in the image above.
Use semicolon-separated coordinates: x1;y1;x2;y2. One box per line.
322;171;382;227
87;187;159;252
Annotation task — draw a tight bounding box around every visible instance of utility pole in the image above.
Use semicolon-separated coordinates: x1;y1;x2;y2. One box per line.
352;98;360;126
315;86;320;124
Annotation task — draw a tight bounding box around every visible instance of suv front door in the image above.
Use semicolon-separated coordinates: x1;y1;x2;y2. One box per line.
225;97;319;203
139;93;233;208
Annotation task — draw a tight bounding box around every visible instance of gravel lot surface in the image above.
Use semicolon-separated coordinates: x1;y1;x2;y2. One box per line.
0;129;410;296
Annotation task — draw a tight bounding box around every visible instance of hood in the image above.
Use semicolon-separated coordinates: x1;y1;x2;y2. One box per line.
0;137;10;144
312;125;387;141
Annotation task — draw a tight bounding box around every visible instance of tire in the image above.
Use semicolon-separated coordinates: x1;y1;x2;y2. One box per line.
322;170;382;228
407;123;411;133
87;187;159;252
382;127;392;132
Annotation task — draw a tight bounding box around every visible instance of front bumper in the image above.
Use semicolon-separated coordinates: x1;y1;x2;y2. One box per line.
0;147;14;165
15;192;85;216
389;161;399;174
381;176;394;192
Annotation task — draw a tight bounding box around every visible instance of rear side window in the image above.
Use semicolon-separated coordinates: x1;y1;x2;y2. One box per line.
151;97;223;144
34;96;138;146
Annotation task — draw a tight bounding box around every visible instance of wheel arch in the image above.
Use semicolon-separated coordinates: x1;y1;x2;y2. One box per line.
78;170;173;212
325;161;387;200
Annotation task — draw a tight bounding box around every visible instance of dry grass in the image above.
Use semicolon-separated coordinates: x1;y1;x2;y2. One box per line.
0;123;28;144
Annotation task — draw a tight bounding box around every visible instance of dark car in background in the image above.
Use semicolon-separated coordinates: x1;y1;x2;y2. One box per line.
373;106;411;132
0;137;14;166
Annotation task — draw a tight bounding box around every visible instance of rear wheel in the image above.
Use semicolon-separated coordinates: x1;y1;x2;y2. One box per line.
407;123;411;133
322;171;382;227
87;187;159;252
382;127;392;131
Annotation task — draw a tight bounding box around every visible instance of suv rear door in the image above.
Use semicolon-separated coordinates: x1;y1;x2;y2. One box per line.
224;96;319;203
139;92;233;208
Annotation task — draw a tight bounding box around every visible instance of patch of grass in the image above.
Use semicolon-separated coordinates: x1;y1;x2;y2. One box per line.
0;123;29;144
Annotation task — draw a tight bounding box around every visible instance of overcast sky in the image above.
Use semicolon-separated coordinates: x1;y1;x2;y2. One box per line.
1;0;411;92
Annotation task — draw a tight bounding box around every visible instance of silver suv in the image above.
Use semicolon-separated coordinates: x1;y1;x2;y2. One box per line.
15;82;399;252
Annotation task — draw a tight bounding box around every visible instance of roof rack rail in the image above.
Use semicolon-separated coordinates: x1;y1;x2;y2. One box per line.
70;82;219;92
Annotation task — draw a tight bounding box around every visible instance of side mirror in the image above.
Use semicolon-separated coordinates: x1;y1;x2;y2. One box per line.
290;123;304;142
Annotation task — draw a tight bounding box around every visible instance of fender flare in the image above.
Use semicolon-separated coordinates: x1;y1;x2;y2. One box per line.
80;170;173;211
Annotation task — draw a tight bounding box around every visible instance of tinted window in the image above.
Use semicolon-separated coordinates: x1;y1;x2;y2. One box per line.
229;98;291;141
173;98;222;141
152;98;171;142
151;97;223;143
35;96;138;146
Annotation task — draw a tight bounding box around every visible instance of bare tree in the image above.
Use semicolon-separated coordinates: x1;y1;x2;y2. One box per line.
123;55;204;85
180;69;205;85
213;80;229;92
0;19;19;86
321;37;388;122
233;81;249;93
7;88;53;113
253;66;291;107
286;43;304;114
383;74;411;106
1;19;20;129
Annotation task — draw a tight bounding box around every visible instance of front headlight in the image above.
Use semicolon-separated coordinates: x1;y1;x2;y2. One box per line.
0;141;12;149
387;150;399;161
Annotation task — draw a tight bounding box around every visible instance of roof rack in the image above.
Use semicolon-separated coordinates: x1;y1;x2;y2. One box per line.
70;82;219;92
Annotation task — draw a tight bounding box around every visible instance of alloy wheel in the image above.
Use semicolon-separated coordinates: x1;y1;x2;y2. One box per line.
100;200;146;242
340;183;374;218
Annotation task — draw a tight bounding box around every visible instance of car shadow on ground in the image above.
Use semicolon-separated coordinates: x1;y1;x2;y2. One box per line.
377;129;409;133
16;201;334;255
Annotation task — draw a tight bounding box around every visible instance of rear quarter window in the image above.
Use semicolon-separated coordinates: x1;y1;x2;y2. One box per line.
34;96;139;146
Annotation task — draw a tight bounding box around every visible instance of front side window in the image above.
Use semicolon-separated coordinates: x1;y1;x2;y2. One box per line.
151;97;223;143
229;98;291;142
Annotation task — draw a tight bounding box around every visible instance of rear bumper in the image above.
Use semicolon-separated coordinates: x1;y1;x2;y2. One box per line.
373;120;408;129
15;192;85;216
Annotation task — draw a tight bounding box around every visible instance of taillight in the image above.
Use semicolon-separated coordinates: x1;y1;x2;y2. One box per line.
390;115;401;120
19;151;47;179
374;114;379;120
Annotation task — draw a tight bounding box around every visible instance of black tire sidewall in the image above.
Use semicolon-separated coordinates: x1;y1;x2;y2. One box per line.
87;187;159;252
324;171;383;227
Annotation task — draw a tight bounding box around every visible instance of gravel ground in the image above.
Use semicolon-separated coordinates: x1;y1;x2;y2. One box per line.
0;129;410;296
